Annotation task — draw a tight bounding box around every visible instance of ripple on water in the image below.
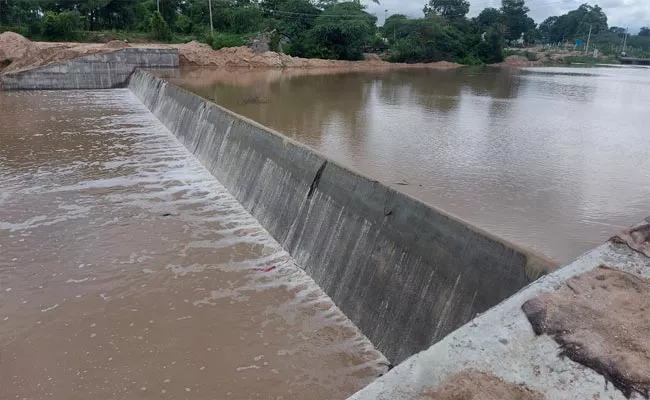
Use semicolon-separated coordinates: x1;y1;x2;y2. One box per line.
0;89;386;400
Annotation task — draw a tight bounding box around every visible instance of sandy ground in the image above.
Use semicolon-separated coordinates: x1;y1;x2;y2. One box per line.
0;31;460;74
421;369;545;400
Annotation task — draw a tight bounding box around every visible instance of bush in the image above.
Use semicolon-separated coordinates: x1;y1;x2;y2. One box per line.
149;11;171;41
503;49;538;61
209;32;248;49
41;11;82;40
175;14;192;34
0;25;29;37
268;30;282;52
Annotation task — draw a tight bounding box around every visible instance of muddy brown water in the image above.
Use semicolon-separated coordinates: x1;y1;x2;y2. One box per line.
0;89;386;400
166;66;650;264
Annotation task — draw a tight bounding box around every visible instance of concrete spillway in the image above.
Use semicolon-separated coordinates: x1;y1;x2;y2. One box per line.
128;69;554;363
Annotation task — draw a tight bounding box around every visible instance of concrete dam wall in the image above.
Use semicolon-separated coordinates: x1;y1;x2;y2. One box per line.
128;69;555;363
1;48;178;90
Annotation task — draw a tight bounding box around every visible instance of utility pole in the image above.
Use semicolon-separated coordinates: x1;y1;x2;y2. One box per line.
622;27;629;54
585;25;592;54
208;0;214;37
157;0;160;13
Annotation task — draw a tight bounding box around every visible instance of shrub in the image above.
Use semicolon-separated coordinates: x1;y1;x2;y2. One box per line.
149;11;171;41
41;11;82;40
210;32;248;49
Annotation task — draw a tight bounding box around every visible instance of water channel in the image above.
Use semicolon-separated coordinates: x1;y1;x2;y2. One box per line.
167;65;650;263
0;89;386;399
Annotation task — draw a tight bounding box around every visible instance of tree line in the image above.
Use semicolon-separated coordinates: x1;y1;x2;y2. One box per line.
1;0;649;63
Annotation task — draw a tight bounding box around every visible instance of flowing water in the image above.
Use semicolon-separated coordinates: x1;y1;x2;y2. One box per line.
168;66;650;263
0;89;386;400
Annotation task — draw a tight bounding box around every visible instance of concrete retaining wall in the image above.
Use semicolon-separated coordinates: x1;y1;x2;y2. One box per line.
1;48;178;90
128;69;555;363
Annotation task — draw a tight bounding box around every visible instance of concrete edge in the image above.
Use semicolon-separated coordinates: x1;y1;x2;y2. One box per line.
348;233;650;400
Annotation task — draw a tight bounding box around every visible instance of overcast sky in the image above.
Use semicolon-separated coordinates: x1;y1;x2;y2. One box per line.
364;0;650;31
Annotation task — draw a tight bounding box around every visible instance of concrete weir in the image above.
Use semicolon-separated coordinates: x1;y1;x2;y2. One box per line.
128;69;555;363
0;48;178;90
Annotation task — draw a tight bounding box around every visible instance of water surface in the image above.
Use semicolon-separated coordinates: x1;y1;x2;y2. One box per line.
0;89;385;399
169;66;650;263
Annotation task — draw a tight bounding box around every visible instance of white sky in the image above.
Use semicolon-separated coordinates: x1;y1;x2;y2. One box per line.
363;0;650;31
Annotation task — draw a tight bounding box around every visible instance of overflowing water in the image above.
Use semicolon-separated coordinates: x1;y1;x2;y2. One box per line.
167;66;650;263
0;89;386;399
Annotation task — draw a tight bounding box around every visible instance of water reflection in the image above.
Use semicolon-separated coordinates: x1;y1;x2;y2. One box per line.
168;66;650;263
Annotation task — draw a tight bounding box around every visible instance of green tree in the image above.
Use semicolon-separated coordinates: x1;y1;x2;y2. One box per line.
501;0;535;42
149;10;171;40
423;0;470;20
640;27;650;37
42;11;83;40
316;0;339;9
474;8;502;29
306;1;375;60
538;4;608;44
472;25;504;63
274;0;320;56
382;14;408;43
609;26;626;36
388;16;470;63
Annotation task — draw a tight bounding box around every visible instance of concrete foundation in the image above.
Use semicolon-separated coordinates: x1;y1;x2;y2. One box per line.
1;48;178;90
349;232;650;400
128;69;555;363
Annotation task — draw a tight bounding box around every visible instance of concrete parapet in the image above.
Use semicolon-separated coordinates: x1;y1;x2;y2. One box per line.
128;69;556;363
1;48;178;90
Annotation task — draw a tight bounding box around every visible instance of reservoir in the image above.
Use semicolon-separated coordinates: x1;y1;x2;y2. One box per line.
0;89;386;399
168;66;650;263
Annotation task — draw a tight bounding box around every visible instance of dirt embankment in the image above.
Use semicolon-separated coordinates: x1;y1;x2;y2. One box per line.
492;46;617;68
0;31;460;74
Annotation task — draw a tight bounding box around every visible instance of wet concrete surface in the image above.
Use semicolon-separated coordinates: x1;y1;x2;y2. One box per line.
166;66;650;263
0;89;386;400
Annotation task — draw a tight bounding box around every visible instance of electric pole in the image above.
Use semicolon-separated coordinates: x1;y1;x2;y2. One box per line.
208;0;214;37
157;0;160;13
585;25;592;54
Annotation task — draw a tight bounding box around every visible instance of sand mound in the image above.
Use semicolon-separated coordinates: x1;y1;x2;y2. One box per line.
422;369;545;400
364;53;382;62
173;43;460;70
174;43;288;68
173;40;216;66
522;265;650;398
0;31;37;62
